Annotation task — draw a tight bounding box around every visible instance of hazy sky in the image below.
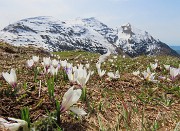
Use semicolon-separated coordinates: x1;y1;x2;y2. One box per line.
0;0;179;45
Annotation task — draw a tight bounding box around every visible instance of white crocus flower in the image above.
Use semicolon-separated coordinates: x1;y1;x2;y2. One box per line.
42;57;51;73
51;59;59;68
150;63;158;70
96;62;101;70
107;70;120;79
113;56;117;59
77;63;84;69
43;57;51;68
122;55;125;58
90;70;94;75
32;56;39;63
49;65;58;76
108;59;113;63
2;69;17;88
97;68;106;77
57;55;60;60
164;64;170;70
60;87;86;116
132;70;140;76
51;54;54;57
67;69;78;83
155;59;158;62
170;67;179;80
26;59;34;68
66;63;73;69
69;107;87;116
60;60;67;68
67;72;76;83
75;68;91;88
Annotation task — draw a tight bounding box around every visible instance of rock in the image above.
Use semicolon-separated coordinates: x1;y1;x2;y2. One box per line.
0;117;29;131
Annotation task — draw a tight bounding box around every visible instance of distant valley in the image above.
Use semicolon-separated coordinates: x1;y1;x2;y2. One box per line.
170;46;180;54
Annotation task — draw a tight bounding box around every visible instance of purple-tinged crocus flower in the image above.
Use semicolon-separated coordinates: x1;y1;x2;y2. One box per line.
170;67;179;80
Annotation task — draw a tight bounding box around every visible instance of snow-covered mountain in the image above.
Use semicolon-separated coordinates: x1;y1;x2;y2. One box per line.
0;16;178;57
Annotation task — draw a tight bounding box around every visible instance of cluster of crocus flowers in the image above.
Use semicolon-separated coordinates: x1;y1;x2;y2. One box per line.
142;67;157;82
41;57;61;76
76;68;91;88
60;86;86;116
66;63;91;88
26;55;39;68
2;69;17;88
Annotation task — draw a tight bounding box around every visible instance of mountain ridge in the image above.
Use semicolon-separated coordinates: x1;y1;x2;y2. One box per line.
0;16;179;57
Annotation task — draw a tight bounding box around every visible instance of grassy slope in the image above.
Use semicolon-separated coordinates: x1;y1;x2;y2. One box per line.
0;43;180;130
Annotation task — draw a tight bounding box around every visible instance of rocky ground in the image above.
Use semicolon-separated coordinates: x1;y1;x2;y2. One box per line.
0;42;179;131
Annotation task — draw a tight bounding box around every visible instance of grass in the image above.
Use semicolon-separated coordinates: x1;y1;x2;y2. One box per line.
0;43;179;130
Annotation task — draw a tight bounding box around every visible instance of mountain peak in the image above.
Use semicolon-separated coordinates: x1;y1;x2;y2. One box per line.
82;17;97;21
121;23;134;36
122;22;132;27
0;16;179;57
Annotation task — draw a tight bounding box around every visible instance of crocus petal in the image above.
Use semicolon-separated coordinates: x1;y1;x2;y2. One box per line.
96;62;101;69
98;69;106;77
26;59;34;67
150;63;157;70
115;70;120;78
164;64;170;70
69;107;87;116
32;56;39;63
147;67;151;74
107;72;114;78
61;87;82;112
2;72;11;84
11;69;17;83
